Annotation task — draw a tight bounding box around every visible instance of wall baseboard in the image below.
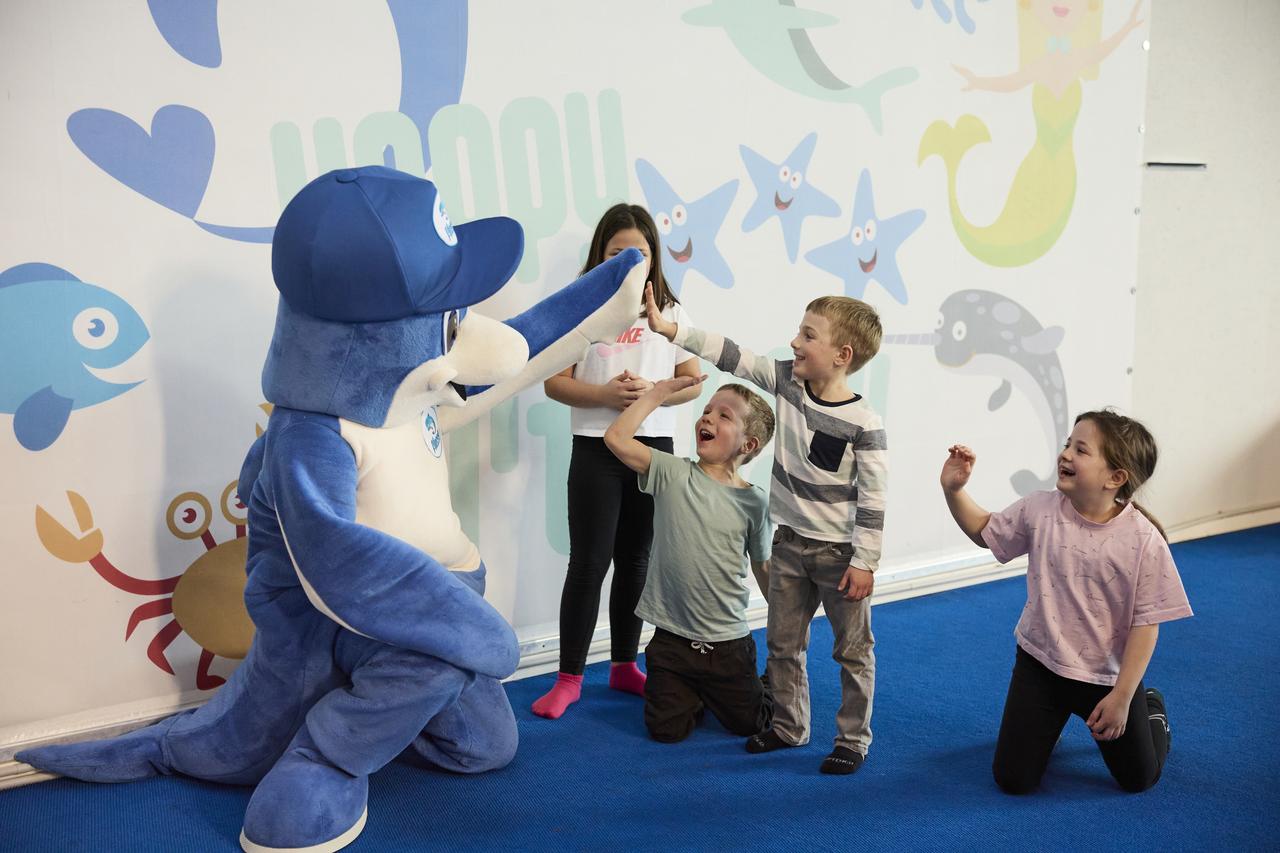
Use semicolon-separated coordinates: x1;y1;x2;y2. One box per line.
1166;505;1280;544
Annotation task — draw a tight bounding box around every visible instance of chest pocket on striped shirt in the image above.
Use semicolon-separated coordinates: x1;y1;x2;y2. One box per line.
807;431;848;472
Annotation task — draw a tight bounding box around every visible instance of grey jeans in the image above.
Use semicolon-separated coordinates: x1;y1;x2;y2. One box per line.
766;525;875;753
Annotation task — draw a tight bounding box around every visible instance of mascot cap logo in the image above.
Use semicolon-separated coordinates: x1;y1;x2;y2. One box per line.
272;166;524;322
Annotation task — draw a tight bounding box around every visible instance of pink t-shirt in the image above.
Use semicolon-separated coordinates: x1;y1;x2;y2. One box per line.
982;490;1193;686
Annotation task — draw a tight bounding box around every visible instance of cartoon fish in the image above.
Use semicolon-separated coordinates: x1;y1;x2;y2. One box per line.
0;263;149;451
682;0;917;133
885;290;1066;494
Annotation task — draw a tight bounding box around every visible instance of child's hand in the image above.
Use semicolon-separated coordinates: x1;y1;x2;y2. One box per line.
838;565;874;601
940;444;976;493
651;374;706;398
1086;689;1131;741
644;283;678;340
602;370;651;411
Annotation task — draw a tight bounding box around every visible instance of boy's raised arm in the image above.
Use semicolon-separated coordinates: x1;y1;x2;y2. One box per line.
604;375;706;474
645;284;779;395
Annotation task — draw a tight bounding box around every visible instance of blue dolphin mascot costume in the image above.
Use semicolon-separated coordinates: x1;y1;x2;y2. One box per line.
19;166;649;852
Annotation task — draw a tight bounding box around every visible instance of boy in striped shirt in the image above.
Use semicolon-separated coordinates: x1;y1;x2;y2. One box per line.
645;286;886;775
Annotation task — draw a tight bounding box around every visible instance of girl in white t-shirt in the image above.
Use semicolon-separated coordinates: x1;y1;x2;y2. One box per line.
532;204;702;720
941;409;1192;793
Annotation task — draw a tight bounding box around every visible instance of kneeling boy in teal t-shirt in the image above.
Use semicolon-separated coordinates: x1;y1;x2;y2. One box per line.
604;374;775;743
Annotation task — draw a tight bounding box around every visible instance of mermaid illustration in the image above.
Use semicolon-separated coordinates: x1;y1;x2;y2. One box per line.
918;0;1144;267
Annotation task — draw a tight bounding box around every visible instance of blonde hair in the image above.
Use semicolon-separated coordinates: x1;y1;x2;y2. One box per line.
719;384;775;463
1074;408;1166;540
805;296;882;374
1018;0;1104;80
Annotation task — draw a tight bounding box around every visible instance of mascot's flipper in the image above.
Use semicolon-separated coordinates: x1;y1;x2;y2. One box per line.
440;248;648;432
265;413;519;679
17;714;181;782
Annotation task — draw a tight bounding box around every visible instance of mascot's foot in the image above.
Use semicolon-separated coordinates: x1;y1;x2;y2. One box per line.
16;714;180;782
240;727;368;853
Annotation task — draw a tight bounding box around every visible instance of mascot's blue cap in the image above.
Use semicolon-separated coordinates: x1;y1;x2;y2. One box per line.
271;166;524;322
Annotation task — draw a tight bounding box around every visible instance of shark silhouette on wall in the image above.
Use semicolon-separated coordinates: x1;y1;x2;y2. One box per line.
682;0;917;133
886;289;1067;494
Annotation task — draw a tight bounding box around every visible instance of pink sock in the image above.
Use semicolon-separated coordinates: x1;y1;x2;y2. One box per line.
609;661;647;696
531;673;583;719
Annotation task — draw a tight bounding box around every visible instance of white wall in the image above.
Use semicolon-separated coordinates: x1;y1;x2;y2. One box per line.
0;0;1161;770
1132;0;1280;535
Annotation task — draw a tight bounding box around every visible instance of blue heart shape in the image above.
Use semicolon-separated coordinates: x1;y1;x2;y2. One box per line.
67;104;214;218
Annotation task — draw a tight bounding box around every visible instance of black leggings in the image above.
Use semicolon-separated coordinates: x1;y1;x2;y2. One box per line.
993;646;1170;794
557;435;673;675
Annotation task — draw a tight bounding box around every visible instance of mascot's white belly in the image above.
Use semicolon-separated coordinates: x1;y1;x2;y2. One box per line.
340;408;480;571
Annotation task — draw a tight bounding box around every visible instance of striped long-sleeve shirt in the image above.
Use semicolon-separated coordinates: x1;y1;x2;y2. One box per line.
674;325;888;572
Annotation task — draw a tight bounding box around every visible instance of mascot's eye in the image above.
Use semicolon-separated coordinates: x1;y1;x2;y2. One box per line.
790;171;803;190
671;204;687;226
952;320;968;342
655;212;672;236
935;312;945;330
850;226;864;247
443;311;460;353
864;219;877;241
73;307;119;349
778;165;791;182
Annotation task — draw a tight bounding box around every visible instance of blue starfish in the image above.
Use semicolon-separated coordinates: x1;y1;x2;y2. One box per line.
740;132;841;263
805;169;924;304
635;159;738;295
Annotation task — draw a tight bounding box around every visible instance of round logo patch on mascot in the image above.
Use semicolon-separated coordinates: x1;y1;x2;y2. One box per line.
433;194;458;246
422;406;443;457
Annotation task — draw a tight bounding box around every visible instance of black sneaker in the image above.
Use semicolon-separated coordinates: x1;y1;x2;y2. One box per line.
820;746;865;775
1146;687;1170;751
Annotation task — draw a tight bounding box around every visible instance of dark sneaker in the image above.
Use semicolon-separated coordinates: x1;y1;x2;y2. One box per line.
1146;687;1170;750
820;746;865;775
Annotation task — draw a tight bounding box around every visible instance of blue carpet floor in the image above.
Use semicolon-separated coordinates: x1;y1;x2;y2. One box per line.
2;525;1277;852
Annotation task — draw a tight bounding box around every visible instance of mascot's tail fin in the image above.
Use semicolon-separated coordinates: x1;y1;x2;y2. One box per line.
16;713;182;782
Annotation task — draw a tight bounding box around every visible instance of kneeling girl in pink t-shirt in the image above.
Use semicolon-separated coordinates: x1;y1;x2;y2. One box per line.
940;409;1192;794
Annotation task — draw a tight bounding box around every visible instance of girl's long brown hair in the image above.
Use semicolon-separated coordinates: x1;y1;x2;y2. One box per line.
582;203;678;312
1074;409;1167;541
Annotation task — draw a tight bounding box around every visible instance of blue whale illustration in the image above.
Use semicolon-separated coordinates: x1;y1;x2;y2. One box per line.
0;263;150;451
885;289;1066;494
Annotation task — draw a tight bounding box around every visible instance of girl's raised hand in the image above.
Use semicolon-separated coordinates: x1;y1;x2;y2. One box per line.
940;444;976;493
644;283;678;341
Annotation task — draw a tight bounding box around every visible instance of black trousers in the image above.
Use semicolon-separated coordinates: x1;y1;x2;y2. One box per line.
643;628;771;743
557;435;673;675
992;646;1170;794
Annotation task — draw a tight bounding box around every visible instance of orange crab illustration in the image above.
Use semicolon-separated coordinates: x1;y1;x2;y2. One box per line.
35;481;256;690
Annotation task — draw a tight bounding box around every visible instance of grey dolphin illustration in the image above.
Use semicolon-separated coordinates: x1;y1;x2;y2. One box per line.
885;289;1067;494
